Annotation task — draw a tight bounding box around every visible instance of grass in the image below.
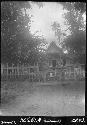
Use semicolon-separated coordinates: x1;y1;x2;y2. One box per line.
1;80;34;106
1;80;85;107
1;80;85;116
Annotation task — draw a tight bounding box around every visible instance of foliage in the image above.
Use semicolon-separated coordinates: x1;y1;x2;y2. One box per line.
62;2;86;13
74;2;86;13
1;2;42;65
63;2;86;32
61;2;86;64
62;30;86;64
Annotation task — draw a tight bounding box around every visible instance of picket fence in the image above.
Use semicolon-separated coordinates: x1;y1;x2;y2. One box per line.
1;63;85;81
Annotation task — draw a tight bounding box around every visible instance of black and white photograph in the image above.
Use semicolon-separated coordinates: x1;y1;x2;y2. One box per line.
1;2;86;116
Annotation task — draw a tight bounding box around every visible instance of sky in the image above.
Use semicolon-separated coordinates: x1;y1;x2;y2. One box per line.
82;12;86;24
21;2;71;47
21;2;86;49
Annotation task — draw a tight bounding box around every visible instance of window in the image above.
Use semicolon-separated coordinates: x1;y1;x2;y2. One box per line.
30;68;34;73
49;61;52;67
63;59;66;66
52;60;56;67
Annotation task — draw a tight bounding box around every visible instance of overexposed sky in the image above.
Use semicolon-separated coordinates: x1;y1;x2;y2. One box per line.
21;2;70;45
82;12;86;25
21;2;86;48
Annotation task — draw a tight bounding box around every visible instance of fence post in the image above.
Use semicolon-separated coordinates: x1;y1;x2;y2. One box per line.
74;66;75;80
17;64;19;78
1;64;3;75
22;64;24;79
7;63;8;80
12;63;14;76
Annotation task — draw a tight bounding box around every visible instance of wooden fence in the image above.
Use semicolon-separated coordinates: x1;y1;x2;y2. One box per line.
62;64;85;80
43;64;85;81
1;64;85;81
1;64;40;81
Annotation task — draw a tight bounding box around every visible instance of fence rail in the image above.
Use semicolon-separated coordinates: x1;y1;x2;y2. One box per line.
1;64;85;81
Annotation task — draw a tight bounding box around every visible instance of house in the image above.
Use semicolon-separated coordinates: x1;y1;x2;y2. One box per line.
38;41;74;81
45;41;73;69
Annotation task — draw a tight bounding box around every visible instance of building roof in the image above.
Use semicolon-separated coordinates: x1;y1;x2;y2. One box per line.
46;41;63;55
46;41;74;60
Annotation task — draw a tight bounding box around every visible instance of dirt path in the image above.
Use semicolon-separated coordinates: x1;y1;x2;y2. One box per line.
1;81;85;116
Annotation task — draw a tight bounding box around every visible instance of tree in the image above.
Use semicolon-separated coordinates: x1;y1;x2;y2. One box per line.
74;2;86;13
61;2;86;64
1;1;42;65
61;2;86;13
62;30;86;64
63;2;86;32
17;36;42;65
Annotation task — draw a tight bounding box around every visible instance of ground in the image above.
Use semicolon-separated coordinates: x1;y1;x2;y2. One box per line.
1;80;85;116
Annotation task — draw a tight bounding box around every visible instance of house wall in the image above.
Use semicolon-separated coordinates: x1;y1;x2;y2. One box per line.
65;58;73;66
48;58;63;68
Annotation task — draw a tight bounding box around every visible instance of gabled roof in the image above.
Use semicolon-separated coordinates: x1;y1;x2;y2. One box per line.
46;41;63;55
